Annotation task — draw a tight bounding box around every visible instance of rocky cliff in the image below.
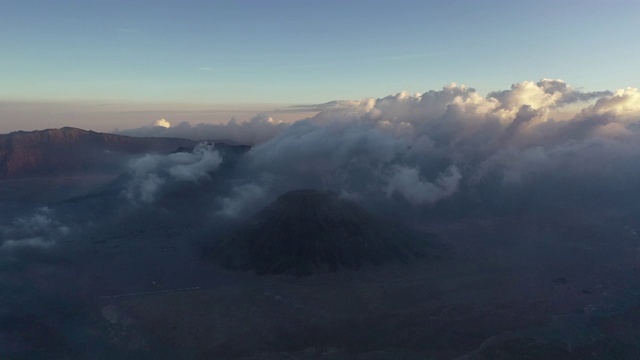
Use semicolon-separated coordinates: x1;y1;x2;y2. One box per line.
0;127;196;179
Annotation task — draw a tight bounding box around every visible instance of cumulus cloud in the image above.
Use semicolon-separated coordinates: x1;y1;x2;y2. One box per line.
102;79;640;219
154;118;171;128
125;142;222;202
214;79;639;219
488;79;611;115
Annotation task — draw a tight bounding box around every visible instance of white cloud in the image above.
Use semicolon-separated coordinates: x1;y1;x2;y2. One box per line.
387;165;462;205
217;183;267;218
125;142;222;202
587;87;640;119
154;118;171;128
218;79;638;216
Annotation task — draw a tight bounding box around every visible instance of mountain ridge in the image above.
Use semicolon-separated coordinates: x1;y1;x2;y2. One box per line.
0;127;197;179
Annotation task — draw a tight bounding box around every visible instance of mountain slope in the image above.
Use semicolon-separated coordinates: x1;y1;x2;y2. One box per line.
210;189;430;275
0;127;196;179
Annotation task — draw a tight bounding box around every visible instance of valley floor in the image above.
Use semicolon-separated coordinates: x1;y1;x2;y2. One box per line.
77;211;640;359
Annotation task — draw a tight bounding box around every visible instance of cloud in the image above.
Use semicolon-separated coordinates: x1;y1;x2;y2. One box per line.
488;79;612;113
1;237;55;250
585;87;640;119
387;165;462;205
125;142;223;202
213;79;639;220
0;207;70;251
102;79;640;220
154;118;171;128
282;100;363;113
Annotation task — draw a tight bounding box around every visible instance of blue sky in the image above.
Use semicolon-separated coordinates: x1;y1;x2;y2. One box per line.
1;0;639;131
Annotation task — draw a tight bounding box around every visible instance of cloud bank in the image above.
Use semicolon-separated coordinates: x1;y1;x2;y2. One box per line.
214;79;640;219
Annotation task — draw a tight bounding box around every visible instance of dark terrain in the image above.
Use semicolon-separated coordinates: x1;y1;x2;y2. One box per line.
1;128;640;359
210;189;431;275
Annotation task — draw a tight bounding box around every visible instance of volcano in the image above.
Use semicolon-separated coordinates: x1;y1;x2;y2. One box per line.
211;189;429;275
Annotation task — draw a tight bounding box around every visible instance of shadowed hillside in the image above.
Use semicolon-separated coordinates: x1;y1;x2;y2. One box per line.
210;189;430;275
0;127;197;179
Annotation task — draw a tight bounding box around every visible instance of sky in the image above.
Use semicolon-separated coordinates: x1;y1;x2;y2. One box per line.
1;0;639;132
